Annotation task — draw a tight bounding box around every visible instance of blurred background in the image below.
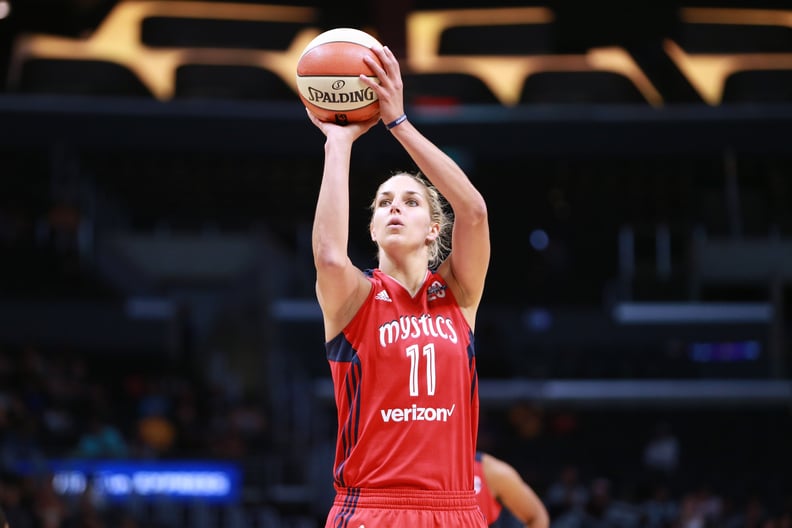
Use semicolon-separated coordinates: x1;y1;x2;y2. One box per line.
0;0;791;526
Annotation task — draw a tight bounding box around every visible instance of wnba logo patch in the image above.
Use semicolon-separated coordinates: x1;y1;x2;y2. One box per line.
427;280;446;301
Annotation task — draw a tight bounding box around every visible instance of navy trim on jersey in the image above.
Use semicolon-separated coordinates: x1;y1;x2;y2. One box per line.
332;487;360;528
327;333;358;362
335;355;362;488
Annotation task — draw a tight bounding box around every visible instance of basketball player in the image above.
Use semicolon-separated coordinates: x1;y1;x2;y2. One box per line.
306;43;490;527
475;451;550;528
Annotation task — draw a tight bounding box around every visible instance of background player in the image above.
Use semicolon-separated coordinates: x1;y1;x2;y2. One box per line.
475;451;550;528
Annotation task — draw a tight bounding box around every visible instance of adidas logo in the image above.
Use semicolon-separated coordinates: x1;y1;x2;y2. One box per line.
374;289;392;302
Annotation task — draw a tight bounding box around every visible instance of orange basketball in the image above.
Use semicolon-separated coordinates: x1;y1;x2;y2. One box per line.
296;28;383;125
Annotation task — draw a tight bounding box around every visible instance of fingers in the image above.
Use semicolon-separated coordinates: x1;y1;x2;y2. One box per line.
305;107;325;129
365;46;399;83
305;107;377;142
362;45;404;122
363;48;386;80
305;108;335;137
358;71;379;91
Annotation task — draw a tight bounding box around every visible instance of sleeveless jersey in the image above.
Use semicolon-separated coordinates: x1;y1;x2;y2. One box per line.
474;452;503;525
326;268;480;491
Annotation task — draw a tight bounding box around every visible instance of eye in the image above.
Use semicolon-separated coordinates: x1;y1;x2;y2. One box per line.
406;198;419;206
378;198;392;207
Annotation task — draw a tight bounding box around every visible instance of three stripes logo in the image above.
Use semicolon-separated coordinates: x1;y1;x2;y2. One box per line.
374;289;392;302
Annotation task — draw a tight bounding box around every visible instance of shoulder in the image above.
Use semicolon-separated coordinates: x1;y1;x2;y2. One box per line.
432;265;479;330
318;268;375;341
482;453;520;487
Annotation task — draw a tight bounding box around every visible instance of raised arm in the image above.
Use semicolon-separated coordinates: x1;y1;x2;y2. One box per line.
308;110;378;340
362;47;490;321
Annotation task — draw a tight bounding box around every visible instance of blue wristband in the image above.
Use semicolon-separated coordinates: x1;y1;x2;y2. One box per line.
384;114;408;130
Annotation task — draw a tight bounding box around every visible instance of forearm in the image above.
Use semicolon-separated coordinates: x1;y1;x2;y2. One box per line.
514;490;550;528
388;119;485;216
312;137;353;265
523;506;550;528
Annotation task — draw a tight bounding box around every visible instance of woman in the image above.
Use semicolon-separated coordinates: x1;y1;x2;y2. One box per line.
307;43;490;527
474;451;550;528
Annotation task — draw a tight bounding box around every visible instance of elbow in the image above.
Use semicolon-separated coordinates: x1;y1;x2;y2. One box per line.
313;245;347;272
528;506;550;528
468;197;488;226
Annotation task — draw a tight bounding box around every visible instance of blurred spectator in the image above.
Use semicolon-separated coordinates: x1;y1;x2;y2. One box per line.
581;477;616;527
36;201;81;256
770;506;792;528
32;475;66;528
0;473;36;528
0;339;783;527
722;495;771;528
209;423;248;459
0;413;47;476
106;509;140;528
137;378;172;420
640;483;679;528
61;482;107;528
229;394;268;445
553;476;642;528
171;384;206;454
545;464;589;518
40;401;77;451
136;413;176;456
642;422;679;479
135;378;177;456
509;402;545;440
72;412;128;459
677;484;723;528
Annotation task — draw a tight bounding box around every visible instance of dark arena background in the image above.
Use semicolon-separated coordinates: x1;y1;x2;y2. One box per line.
1;0;791;526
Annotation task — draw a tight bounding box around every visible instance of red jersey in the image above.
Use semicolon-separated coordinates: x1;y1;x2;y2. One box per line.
326;268;480;491
474;452;503;525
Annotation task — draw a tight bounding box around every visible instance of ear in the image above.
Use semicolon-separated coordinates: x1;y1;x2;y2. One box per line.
426;222;440;242
370;223;377;242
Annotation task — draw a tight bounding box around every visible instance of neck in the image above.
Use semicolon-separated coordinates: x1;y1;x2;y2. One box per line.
379;255;429;297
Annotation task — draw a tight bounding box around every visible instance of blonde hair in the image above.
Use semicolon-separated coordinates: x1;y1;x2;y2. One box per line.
370;171;452;269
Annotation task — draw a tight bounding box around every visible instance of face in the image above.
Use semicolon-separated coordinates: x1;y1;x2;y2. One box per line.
370;174;439;254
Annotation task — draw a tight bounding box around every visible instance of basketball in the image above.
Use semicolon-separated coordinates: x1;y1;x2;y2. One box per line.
296;28;383;125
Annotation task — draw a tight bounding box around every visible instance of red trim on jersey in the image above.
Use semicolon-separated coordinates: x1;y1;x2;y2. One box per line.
474;453;503;525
